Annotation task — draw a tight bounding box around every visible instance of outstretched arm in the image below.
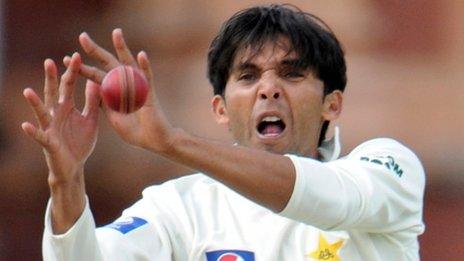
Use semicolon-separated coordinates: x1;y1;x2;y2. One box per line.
22;54;100;233
71;29;296;212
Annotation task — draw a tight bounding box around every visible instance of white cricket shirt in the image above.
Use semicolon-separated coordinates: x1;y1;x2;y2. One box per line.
43;129;425;260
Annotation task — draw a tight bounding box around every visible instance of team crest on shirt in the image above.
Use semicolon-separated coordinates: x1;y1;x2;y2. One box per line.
206;250;255;261
307;234;344;261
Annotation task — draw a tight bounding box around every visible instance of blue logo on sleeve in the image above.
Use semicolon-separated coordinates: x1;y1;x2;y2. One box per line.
206;250;255;261
106;216;148;234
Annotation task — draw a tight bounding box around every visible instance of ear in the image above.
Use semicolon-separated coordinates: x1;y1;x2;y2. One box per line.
321;90;343;121
212;95;229;125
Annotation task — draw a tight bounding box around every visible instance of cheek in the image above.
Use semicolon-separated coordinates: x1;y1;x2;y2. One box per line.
224;87;256;133
290;93;324;133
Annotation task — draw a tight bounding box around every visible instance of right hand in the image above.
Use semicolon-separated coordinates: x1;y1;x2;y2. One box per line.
22;53;100;232
63;29;175;154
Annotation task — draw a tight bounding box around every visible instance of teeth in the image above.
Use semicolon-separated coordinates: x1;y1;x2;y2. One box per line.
262;116;281;122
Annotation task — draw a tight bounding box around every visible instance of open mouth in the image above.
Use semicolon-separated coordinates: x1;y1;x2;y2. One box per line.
257;116;286;137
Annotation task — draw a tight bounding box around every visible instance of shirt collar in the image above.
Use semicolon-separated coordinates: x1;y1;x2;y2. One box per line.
318;126;341;162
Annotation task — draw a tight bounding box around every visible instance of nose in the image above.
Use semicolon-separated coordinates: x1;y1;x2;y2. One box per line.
258;73;281;100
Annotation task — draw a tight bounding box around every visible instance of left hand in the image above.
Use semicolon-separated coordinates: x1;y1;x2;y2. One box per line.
64;29;175;153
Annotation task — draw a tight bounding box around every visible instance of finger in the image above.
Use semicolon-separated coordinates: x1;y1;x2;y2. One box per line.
21;122;52;150
79;32;119;71
112;28;137;66
59;52;81;103
23;88;51;129
44;59;59;108
64;55;106;84
137;51;156;103
82;80;101;121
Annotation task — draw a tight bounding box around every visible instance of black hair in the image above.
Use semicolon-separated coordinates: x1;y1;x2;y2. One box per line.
207;4;347;146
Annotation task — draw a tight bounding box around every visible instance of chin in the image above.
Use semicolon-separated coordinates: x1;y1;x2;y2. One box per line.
256;143;291;155
239;138;295;155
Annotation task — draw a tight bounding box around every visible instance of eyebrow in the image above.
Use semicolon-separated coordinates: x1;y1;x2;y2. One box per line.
232;58;305;73
280;58;306;68
232;62;258;73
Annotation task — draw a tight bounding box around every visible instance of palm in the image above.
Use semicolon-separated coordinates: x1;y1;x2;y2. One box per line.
45;102;98;174
104;103;158;147
102;92;173;155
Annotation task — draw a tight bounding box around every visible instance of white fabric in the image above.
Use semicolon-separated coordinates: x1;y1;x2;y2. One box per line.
43;135;425;261
317;126;341;162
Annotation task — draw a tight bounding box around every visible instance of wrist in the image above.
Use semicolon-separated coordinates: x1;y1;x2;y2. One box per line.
48;167;85;193
146;127;186;157
48;168;87;234
49;187;86;234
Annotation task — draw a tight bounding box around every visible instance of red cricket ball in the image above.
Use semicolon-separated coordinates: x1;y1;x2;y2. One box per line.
100;65;149;113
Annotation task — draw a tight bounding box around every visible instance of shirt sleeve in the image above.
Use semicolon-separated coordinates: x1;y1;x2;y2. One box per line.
279;138;425;234
42;196;173;261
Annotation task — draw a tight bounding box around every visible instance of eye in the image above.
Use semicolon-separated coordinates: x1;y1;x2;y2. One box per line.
283;70;304;79
238;73;257;82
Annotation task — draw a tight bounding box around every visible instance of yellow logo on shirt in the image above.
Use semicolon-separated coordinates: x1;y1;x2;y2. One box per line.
307;234;344;260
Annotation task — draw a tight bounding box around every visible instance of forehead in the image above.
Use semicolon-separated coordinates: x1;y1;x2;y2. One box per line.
232;37;299;68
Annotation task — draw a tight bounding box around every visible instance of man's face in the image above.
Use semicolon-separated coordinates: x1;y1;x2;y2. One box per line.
212;38;341;157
